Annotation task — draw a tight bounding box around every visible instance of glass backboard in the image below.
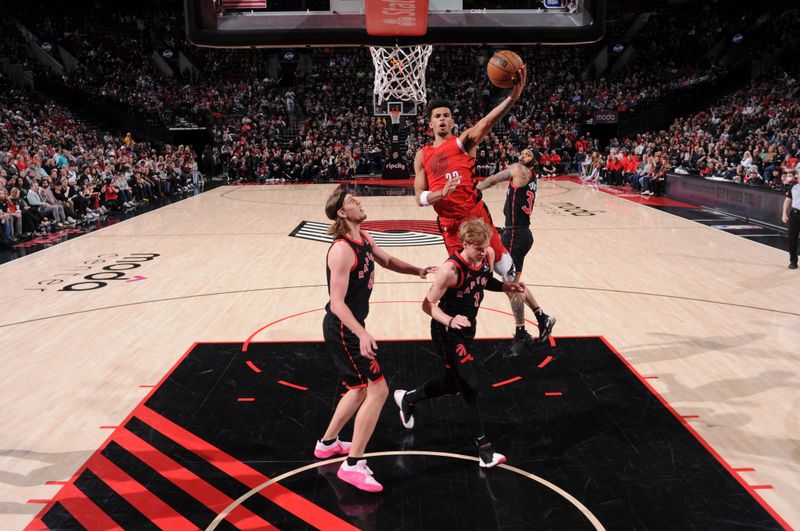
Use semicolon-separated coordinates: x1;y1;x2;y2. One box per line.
186;0;605;48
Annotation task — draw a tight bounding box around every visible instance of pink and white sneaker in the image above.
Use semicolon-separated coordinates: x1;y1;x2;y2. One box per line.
336;459;383;493
314;438;352;459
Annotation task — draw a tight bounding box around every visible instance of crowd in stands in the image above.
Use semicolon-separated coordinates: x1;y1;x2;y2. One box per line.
1;0;797;204
575;64;800;196
8;0;755;185
0;88;201;247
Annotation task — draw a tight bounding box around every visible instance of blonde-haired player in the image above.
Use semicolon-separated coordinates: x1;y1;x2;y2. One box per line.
394;218;523;467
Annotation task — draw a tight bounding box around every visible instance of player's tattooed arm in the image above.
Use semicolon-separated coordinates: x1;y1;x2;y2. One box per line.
476;168;514;191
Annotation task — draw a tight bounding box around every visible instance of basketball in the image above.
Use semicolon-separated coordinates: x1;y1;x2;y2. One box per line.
487;50;524;88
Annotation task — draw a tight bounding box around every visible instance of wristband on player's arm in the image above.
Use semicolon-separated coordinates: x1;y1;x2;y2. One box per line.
486;276;504;292
420;190;432;206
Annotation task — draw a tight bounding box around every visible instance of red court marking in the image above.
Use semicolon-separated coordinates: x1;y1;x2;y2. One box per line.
139;385;156;388
643;376;659;379
278;380;309;391
537;355;554;369
242;308;325;351
113;428;275;530
243;303;527;351
99;426;119;429
45;481;68;485
88;453;196;530
541;175;580;182
480;306;539;328
135;405;357;530
27;343;200;528
26;499;52;504
734;468;756;472
246;360;262;373
492;376;522;388
23;517;49;531
338;178;415;188
593;183;699;208
599;336;791;530
362;220;441;235
46;484;121;531
681;415;700;420
544;392;563;397
237;397;256;402
751;485;774;490
548;336;556;347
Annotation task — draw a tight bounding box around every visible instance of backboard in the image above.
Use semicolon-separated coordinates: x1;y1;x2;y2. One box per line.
185;0;606;48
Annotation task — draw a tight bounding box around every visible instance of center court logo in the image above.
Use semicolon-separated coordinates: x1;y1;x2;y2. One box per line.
290;220;443;247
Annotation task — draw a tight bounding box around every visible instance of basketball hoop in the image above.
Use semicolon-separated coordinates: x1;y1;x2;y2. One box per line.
389;107;402;125
369;45;433;107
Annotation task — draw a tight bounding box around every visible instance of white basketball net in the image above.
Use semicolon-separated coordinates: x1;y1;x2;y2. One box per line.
369;45;433;107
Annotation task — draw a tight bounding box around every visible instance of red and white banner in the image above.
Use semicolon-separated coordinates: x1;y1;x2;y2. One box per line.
365;0;429;37
222;0;266;10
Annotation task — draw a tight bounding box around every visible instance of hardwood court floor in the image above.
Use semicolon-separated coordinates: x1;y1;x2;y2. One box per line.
2;180;798;529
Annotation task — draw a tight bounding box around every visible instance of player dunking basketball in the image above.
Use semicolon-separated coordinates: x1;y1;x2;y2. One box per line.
393;219;523;467
477;148;556;355
413;63;527;285
315;185;436;493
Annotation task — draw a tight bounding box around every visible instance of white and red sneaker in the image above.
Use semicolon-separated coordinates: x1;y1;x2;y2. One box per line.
336;459;383;493
314;438;352;459
478;443;507;468
393;390;415;429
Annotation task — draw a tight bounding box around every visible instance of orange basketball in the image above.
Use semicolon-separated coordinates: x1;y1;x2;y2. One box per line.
487;50;524;89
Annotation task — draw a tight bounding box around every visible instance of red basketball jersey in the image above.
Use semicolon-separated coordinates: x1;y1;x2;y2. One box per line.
421;136;479;218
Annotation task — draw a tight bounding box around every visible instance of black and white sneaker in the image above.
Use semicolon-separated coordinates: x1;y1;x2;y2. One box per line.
478;442;506;468
508;331;537;357
393;390;415;429
537;315;557;344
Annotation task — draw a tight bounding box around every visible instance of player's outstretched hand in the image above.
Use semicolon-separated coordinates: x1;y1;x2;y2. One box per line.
419;266;438;279
449;315;471;329
502;281;525;294
358;331;378;360
442;174;461;197
510;64;527;101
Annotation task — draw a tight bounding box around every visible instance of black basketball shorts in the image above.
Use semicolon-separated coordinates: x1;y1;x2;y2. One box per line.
322;312;384;389
501;226;533;273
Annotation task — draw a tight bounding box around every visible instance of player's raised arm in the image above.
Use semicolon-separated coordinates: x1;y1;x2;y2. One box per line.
460;64;527;152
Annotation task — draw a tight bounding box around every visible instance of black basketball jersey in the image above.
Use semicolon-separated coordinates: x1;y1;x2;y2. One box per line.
503;172;538;228
325;232;375;323
438;252;492;326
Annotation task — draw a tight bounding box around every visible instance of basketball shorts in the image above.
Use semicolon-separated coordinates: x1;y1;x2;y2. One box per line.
430;320;480;390
500;226;533;273
322;312;384;389
437;202;508;259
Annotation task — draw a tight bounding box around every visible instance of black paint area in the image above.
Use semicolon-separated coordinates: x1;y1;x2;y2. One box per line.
39;338;782;530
